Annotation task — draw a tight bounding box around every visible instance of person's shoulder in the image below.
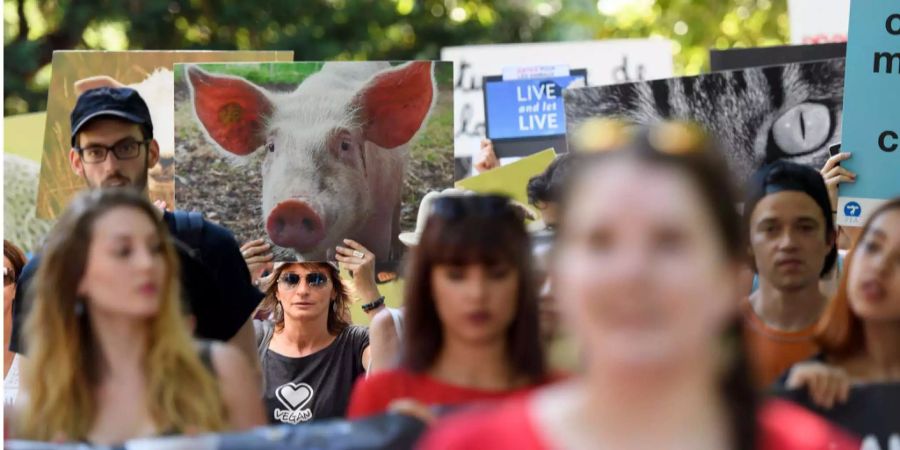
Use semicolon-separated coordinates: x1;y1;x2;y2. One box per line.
168;210;238;249
341;325;369;342
199;216;240;250
363;368;414;386
18;254;40;277
207;340;252;378
419;396;542;450
368;308;398;336
757;399;859;450
253;319;274;335
347;368;415;419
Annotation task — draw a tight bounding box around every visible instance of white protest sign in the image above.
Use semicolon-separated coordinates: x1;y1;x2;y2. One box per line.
502;65;570;80
441;39;673;160
788;0;850;44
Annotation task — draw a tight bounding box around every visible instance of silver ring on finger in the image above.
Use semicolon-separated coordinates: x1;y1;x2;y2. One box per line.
353;251;365;258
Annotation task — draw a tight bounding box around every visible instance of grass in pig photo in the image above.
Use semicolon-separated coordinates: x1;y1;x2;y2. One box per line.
34;50;291;220
174;61;454;265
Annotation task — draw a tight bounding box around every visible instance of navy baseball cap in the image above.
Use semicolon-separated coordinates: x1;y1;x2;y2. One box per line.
70;87;153;147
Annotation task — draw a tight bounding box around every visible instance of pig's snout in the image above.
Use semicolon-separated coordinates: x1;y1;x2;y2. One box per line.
266;200;326;251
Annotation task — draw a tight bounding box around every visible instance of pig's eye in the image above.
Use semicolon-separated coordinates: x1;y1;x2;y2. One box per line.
340;140;351;151
266;142;275;153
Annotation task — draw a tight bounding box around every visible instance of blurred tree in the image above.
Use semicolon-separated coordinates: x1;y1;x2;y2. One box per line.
4;0;788;115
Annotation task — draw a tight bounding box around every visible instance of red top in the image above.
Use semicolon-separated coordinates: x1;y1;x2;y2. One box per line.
346;368;548;419
419;396;860;450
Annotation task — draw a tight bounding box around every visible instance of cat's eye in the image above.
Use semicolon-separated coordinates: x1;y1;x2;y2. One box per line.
771;103;831;156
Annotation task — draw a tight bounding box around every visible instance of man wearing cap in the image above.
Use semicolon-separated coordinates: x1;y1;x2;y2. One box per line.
742;160;838;389
10;87;264;374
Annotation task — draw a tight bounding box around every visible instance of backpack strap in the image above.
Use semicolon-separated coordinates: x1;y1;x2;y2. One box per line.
173;210;205;258
254;319;276;391
196;339;215;374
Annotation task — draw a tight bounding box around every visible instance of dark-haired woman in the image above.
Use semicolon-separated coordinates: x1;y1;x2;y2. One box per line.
4;240;27;407
420;121;858;450
346;194;549;419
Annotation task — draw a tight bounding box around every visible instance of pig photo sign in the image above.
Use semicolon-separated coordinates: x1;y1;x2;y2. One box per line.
175;61;454;263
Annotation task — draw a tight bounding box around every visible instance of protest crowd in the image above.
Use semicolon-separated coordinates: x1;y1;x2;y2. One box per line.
3;1;899;449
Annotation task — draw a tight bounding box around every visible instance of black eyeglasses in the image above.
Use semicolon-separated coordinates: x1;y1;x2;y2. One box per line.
75;139;149;164
431;195;517;221
3;267;15;287
278;272;328;290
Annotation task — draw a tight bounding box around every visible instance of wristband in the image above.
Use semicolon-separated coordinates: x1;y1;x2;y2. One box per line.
361;295;385;313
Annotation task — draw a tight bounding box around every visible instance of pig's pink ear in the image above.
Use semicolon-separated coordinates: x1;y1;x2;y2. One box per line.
357;61;434;149
187;65;272;156
74;76;125;95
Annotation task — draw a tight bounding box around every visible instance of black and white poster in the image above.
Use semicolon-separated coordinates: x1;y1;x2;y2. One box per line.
777;383;900;448
564;59;845;184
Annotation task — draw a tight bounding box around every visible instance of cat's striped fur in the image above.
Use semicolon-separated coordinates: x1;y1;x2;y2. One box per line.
564;58;845;183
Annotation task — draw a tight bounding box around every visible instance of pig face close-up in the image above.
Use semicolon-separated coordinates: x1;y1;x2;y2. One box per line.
187;61;436;261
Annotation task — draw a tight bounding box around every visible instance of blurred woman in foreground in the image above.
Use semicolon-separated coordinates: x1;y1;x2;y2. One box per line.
10;189;264;444
420;121;858;449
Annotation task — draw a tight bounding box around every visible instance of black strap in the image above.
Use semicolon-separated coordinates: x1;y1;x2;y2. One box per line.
197;339;215;374
254;320;276;391
172;210;204;258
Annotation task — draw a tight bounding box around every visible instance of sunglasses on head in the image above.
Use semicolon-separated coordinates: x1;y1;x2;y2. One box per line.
431;195;517;221
278;271;328;289
573;119;709;156
3;267;15;287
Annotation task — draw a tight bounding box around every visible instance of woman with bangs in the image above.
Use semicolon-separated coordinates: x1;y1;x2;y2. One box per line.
346;194;548;419
9;189;264;444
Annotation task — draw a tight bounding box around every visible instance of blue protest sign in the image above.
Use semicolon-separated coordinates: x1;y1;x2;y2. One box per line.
837;2;900;226
484;72;586;140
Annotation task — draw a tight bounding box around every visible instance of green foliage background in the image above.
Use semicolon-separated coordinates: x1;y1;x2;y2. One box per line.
4;0;789;115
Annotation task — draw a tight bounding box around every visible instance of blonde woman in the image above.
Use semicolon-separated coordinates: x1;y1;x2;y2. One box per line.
10;189;264;444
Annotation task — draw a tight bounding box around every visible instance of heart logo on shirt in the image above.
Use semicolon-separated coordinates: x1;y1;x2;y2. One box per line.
276;382;314;411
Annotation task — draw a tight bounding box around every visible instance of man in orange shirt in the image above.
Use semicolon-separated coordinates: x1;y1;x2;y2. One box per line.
742;161;837;389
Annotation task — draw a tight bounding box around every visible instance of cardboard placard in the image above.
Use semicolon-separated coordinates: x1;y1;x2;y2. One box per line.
455;148;557;217
441;40;673;166
484;71;587;141
788;0;850;44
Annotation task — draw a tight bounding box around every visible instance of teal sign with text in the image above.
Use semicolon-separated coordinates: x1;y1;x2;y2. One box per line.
838;1;900;226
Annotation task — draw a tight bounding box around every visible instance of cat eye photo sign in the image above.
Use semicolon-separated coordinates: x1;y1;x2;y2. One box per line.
564;58;845;184
836;1;900;226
